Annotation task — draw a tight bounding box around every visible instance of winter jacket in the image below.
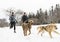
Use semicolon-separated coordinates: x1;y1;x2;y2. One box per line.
22;15;28;23
9;15;17;23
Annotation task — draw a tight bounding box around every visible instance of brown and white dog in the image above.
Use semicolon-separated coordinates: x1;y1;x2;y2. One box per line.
22;20;34;36
37;23;60;38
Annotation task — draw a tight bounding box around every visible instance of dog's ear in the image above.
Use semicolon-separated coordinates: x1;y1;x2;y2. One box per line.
29;20;34;23
54;25;57;29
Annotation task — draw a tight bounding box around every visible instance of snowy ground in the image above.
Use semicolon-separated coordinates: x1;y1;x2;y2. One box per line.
0;24;60;42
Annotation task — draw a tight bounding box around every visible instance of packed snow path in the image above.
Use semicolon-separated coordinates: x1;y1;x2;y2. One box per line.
0;24;60;42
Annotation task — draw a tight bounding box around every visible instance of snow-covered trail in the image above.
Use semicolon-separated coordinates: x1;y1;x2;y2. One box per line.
0;24;60;42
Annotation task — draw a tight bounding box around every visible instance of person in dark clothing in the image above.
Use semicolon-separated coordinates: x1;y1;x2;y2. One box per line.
9;12;17;33
22;12;28;23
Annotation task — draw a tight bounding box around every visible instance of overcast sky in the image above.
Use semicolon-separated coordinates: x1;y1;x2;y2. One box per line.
0;0;60;18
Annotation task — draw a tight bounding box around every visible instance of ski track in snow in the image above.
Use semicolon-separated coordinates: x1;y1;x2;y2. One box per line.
0;24;60;42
